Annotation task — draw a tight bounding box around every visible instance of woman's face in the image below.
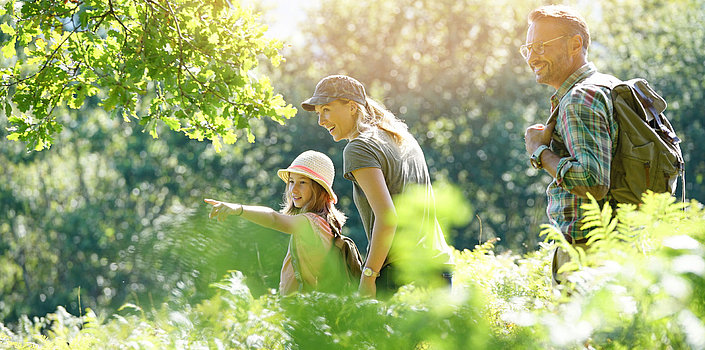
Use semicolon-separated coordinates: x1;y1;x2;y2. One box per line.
288;173;314;209
314;100;358;142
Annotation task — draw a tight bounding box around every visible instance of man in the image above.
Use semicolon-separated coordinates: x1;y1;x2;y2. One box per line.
521;5;617;285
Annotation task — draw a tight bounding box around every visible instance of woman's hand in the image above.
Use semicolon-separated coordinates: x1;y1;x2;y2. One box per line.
350;167;396;298
204;198;242;222
359;276;377;298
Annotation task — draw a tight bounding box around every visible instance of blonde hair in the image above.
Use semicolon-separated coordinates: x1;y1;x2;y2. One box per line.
349;98;411;146
281;178;346;236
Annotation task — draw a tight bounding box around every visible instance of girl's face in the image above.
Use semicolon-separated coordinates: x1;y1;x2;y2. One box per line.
288;173;314;209
314;100;358;142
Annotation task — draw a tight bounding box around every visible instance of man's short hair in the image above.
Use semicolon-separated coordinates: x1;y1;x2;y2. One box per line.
528;5;590;54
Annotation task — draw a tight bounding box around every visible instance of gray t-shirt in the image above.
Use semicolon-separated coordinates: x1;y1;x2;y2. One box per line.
343;129;453;267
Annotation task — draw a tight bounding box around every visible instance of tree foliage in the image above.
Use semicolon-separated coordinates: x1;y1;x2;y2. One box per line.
0;0;295;151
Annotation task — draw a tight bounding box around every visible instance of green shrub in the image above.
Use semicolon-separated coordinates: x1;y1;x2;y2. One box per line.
2;192;703;349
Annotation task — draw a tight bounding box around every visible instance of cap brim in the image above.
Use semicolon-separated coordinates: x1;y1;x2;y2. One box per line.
301;96;339;111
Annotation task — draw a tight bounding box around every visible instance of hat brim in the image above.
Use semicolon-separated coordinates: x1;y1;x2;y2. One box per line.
300;96;339;111
277;168;338;204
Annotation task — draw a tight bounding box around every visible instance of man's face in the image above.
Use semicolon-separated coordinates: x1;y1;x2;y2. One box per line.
524;20;576;89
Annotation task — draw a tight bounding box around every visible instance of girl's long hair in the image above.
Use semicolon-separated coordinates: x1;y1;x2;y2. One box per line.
281;179;346;236
351;97;412;146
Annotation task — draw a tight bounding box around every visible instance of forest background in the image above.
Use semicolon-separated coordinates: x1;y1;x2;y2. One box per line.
0;0;703;329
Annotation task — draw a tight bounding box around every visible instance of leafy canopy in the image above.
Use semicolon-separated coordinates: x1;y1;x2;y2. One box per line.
0;0;296;151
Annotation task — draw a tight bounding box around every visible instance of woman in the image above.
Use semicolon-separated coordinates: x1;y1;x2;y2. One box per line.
205;150;350;295
301;75;454;298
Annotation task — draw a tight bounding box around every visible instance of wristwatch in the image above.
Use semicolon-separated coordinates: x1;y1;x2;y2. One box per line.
530;145;550;169
362;267;380;278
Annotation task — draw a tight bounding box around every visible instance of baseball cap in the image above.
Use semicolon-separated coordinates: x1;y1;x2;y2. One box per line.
301;75;367;111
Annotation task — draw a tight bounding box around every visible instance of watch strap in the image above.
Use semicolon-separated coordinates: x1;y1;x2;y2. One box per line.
362;267;380;278
530;145;550;169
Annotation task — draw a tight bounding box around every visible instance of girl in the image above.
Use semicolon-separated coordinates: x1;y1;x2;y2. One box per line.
301;75;454;298
205;150;348;295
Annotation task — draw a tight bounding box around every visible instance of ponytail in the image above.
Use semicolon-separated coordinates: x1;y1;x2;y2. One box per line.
352;98;411;146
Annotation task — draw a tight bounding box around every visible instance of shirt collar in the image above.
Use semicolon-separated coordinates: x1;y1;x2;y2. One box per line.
550;62;597;108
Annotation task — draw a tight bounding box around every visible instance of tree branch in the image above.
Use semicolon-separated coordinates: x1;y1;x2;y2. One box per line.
0;29;76;87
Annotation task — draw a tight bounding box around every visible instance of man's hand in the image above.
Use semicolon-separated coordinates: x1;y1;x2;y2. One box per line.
524;121;556;154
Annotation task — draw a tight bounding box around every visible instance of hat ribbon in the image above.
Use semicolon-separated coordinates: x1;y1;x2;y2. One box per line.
288;165;331;186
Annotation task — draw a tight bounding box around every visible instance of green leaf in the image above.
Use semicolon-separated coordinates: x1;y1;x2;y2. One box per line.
149;127;158;139
102;87;121;112
67;85;86;109
161;116;181;131
79;11;90;28
0;23;15;36
222;130;237;144
1;37;16;59
117;303;142;312
208;32;219;45
35;37;47;51
211;136;222;153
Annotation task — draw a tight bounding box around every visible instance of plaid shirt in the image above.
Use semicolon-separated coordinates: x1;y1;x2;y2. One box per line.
545;63;617;240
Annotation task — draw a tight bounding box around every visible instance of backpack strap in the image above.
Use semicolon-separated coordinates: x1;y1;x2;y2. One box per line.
290;213;339;293
546;72;619;125
681;164;687;203
580;72;621;89
545;104;560;126
288;236;305;292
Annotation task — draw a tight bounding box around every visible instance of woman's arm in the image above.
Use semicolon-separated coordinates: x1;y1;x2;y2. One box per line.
349;167;397;297
204;198;308;234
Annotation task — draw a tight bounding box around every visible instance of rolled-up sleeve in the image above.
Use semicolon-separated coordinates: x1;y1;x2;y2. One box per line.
554;87;613;191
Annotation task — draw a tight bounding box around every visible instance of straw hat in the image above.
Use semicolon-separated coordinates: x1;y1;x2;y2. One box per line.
277;150;338;204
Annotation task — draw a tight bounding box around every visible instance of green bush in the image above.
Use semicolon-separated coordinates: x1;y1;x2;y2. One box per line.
1;192;704;349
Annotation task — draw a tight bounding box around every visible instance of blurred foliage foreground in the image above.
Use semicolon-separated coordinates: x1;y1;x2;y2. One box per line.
1;192;704;350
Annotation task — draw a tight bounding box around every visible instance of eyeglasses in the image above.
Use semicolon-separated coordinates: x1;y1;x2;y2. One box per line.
519;35;567;60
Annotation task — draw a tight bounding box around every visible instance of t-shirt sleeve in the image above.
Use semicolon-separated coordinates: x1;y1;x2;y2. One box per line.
343;138;382;182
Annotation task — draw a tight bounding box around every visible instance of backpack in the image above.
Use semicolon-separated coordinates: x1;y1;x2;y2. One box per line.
329;232;364;289
290;230;363;294
577;72;685;205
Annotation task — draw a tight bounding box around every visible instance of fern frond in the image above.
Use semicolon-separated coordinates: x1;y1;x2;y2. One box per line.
539;224;565;244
